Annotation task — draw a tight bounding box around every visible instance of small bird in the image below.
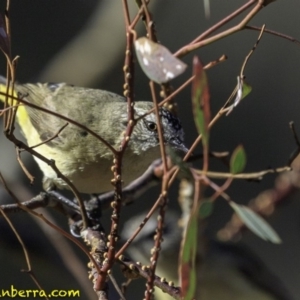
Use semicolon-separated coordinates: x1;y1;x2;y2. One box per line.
0;79;187;193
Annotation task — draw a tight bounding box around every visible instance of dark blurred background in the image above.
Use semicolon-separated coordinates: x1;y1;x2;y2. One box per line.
0;0;300;299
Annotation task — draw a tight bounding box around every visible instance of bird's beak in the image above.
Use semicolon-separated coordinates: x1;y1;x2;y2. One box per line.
168;137;189;153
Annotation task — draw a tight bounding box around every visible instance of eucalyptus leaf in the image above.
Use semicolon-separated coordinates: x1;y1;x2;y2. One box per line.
192;56;210;146
230;201;281;244
180;211;198;299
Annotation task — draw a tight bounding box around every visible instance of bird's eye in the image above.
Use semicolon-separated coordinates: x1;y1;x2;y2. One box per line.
146;122;157;131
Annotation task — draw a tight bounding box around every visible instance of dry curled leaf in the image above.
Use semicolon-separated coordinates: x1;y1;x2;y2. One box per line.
135;37;187;84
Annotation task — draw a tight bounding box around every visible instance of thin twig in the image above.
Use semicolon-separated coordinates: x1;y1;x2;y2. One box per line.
175;0;264;57
240;24;265;77
15;146;35;184
109;274;126;300
189;0;256;46
245;25;300;46
29;123;69;149
195;166;291;180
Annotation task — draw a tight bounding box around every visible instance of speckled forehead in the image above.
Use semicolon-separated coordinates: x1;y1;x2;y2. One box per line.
160;108;182;131
130;106;183;131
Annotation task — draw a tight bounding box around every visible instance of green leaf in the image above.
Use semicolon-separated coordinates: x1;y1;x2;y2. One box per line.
192;56;210;146
232;77;252;109
230;145;246;174
242;81;252;99
180;211;198;299
180;199;213;298
230;201;282;244
199;200;213;219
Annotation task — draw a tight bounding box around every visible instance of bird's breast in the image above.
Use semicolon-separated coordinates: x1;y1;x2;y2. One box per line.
35;144;161;194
